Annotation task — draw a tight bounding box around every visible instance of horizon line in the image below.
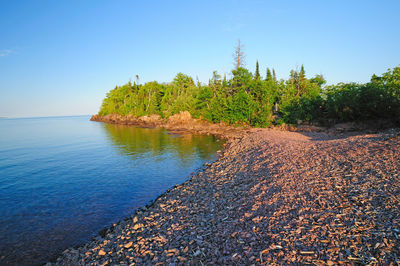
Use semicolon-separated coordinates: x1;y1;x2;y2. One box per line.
0;114;92;119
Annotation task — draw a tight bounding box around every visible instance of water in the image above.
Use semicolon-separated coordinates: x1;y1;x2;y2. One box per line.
0;116;223;265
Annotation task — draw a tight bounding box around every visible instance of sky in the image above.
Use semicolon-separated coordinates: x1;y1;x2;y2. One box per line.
1;0;399;118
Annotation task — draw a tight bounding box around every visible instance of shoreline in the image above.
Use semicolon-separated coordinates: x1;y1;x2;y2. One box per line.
90;112;247;140
90;113;396;138
53;117;400;265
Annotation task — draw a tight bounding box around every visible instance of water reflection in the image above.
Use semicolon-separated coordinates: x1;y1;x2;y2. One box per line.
0;117;224;265
102;123;222;165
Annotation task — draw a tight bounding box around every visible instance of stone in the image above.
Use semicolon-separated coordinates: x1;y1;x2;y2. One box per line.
124;242;133;249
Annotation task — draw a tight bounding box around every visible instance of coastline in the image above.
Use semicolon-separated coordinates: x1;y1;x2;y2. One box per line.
53;117;400;265
90;112;246;140
90;112;396;138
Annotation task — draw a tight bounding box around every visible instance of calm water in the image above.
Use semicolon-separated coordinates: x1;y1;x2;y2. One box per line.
0;116;223;265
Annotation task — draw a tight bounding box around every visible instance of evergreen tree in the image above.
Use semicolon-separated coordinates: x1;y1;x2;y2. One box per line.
299;65;306;82
97;41;400;128
254;61;260;80
266;68;272;81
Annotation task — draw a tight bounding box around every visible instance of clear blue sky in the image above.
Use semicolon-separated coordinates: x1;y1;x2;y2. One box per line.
1;0;399;117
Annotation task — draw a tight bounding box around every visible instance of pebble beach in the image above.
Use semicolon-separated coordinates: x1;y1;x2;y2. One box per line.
54;127;400;265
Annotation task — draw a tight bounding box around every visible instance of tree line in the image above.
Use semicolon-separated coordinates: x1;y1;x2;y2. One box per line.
98;43;400;127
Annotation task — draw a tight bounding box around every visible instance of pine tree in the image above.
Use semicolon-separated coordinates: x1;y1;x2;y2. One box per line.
299;65;306;82
297;65;306;96
254;61;260;80
272;69;276;82
266;68;272;81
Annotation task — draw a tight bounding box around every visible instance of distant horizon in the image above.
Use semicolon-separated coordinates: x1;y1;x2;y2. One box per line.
0;114;92;119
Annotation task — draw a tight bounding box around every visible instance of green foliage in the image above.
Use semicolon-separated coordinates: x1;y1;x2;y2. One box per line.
325;83;362;121
254;61;260;80
280;95;324;123
194;86;213;119
231;67;253;89
98;64;400;127
266;68;272;81
229;89;256;124
323;67;400;123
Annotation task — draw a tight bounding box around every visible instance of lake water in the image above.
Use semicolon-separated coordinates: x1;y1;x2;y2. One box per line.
0;116;223;265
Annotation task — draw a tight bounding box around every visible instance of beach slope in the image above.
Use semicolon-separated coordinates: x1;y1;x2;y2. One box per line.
55;128;400;265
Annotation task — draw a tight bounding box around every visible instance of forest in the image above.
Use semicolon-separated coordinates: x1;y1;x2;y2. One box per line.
98;44;400;127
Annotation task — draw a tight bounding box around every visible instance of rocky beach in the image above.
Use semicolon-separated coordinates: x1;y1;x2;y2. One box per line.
53;118;400;265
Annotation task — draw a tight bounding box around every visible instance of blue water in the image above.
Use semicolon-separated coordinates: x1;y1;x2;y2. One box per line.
0;116;223;265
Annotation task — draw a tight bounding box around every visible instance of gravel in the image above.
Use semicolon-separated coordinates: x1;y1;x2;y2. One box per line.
53;128;400;265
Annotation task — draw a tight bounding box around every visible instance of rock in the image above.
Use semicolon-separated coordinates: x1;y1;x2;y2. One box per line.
124;242;133;249
132;223;143;230
261;249;269;254
333;122;357;132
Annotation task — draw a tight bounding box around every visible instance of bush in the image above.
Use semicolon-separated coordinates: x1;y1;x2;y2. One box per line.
98;66;400;127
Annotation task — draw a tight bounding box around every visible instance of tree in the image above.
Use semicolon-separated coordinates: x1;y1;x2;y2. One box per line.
310;74;326;87
209;71;222;96
233;39;245;70
299;65;306;83
254;61;260;80
173;73;194;89
272;69;276;82
231;67;253;90
266;68;272;81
